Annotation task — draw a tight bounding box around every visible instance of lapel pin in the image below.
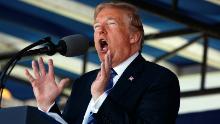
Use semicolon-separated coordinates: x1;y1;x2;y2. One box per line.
128;76;134;82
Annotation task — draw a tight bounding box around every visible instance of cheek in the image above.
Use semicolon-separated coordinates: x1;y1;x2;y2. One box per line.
94;41;98;49
94;33;99;43
94;38;100;49
99;54;105;63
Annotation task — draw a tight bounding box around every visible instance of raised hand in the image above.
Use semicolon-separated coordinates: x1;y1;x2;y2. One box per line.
25;57;70;112
91;51;112;101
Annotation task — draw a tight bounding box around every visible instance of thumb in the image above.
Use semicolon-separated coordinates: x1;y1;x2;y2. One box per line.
58;78;70;92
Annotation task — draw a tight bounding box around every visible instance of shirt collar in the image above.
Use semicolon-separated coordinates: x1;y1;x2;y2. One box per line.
113;52;139;77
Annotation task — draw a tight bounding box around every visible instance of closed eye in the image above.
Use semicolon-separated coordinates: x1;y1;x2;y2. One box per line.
107;21;117;25
94;23;101;30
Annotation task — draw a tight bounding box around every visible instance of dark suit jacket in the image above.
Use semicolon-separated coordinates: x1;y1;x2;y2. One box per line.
51;54;180;124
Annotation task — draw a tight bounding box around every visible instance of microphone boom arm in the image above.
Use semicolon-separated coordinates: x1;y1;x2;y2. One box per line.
0;37;53;108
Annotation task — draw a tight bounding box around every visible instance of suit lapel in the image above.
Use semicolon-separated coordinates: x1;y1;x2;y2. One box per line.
109;54;145;102
77;55;145;123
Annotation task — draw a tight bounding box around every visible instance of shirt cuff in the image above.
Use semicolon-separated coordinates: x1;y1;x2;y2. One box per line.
47;112;68;124
38;102;55;113
90;92;108;113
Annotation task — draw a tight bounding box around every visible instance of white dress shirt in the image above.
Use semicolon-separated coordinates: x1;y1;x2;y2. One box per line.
82;52;138;124
43;52;139;124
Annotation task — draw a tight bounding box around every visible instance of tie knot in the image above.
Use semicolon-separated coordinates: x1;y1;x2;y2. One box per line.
110;69;117;78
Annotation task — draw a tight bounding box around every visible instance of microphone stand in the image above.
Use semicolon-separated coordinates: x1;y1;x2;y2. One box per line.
0;37;55;108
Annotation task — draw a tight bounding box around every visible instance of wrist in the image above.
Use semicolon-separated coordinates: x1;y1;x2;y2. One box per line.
37;100;54;112
91;91;104;101
38;102;55;112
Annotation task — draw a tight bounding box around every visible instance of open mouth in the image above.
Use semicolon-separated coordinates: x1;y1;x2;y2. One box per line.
99;39;108;53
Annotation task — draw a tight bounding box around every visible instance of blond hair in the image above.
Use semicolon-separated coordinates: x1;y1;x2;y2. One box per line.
94;2;144;51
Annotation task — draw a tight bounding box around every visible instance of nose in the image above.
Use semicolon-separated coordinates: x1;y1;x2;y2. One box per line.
99;25;107;35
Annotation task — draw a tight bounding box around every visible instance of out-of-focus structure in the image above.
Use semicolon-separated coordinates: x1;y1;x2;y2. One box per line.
0;0;220;123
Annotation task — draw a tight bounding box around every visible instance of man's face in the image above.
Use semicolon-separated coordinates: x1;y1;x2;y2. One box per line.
94;7;134;67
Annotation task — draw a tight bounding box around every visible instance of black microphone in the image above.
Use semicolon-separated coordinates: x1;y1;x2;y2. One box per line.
0;34;89;108
58;34;89;57
23;34;89;57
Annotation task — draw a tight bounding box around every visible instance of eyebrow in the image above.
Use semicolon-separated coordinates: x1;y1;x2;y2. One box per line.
94;17;117;24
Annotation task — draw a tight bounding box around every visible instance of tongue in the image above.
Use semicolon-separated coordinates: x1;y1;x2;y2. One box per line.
102;45;108;53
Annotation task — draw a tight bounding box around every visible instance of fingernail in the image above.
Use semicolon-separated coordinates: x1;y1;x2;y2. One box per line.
33;60;37;65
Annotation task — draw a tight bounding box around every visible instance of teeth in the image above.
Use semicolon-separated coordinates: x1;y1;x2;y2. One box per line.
101;40;106;45
100;39;107;46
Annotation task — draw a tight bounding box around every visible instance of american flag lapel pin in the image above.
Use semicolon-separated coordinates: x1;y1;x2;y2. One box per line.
128;76;134;82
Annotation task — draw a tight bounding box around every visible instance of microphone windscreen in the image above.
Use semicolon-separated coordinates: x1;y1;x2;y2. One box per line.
60;34;89;57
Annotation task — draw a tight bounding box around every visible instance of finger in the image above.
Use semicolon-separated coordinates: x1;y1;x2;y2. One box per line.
48;59;54;78
95;71;101;80
32;60;40;79
58;78;70;92
24;69;35;83
38;57;46;76
100;62;106;78
104;53;111;75
107;50;112;67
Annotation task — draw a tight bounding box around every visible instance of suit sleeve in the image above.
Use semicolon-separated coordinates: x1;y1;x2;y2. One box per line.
93;72;180;124
48;103;62;116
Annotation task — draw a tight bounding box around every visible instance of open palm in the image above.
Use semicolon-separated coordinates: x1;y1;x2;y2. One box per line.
25;57;69;111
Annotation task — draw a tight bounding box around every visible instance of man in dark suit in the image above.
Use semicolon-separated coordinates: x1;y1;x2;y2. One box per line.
25;2;180;124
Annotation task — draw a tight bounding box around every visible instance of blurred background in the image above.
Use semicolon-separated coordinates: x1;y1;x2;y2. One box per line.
0;0;220;123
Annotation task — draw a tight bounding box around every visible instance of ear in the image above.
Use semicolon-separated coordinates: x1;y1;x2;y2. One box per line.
129;31;141;44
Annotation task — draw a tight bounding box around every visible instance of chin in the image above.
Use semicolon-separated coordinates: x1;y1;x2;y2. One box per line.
97;53;105;62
